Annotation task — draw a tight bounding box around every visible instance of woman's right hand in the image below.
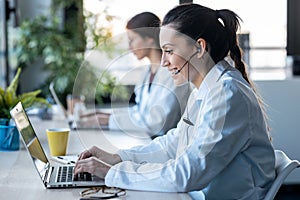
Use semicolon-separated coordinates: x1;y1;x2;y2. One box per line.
75;146;122;178
77;146;122;166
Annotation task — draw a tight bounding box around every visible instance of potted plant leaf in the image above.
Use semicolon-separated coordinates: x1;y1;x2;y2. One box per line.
0;68;49;151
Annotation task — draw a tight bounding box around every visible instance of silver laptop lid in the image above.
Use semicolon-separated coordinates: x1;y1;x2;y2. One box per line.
10;102;50;182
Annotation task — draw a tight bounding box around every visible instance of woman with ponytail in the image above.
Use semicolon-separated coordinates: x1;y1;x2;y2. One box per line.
75;4;275;199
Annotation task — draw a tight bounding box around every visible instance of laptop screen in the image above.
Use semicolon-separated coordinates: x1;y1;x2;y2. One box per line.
10;102;49;180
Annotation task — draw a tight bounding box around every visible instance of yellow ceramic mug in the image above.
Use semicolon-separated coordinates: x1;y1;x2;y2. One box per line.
46;128;70;156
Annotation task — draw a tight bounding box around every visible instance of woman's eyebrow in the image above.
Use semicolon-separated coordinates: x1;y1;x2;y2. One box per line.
161;43;175;49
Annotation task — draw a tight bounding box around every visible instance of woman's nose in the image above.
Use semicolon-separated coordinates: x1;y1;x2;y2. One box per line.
161;60;170;67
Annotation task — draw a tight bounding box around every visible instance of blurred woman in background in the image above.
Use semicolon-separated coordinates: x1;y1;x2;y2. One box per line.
96;12;191;138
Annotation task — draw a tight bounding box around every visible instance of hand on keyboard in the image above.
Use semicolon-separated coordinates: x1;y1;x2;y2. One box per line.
73;172;92;181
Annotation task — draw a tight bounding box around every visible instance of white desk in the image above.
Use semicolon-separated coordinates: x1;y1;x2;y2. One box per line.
0;117;192;200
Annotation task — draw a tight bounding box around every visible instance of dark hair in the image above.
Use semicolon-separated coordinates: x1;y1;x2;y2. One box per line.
162;3;271;137
126;12;161;49
162;3;250;84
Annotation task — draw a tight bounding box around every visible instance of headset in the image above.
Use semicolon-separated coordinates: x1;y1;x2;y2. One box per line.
174;47;201;75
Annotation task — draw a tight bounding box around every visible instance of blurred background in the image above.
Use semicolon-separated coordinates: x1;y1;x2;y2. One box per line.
1;0;300;198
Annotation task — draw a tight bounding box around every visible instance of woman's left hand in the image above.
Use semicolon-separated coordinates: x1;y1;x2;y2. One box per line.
80;112;110;126
96;113;110;126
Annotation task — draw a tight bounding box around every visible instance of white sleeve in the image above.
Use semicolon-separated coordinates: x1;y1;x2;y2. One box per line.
117;128;179;164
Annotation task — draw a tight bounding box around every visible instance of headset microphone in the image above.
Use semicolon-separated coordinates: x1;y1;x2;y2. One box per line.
182;67;194;126
181;48;201;127
174;60;189;75
174;48;201;75
173;48;201;126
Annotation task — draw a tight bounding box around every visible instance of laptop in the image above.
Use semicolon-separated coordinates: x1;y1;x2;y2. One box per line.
10;102;105;188
49;81;109;130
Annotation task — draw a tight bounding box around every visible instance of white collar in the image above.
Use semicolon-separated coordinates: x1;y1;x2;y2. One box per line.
196;60;233;101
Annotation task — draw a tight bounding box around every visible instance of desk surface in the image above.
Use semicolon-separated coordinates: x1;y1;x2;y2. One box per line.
0;117;192;200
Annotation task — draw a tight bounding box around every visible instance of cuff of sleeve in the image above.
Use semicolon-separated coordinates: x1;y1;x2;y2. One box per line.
108;114;118;130
116;149;131;161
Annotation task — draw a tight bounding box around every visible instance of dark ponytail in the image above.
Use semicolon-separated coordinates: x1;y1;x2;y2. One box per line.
217;9;270;135
216;9;250;84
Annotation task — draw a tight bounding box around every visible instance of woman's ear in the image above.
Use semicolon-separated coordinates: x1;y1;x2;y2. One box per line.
196;38;206;58
145;36;156;48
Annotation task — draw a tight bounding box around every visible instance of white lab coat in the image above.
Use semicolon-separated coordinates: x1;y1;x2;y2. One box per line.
105;60;276;200
109;66;191;137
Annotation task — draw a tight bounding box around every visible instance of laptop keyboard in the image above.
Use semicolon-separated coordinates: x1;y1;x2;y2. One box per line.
56;166;74;182
56;166;93;183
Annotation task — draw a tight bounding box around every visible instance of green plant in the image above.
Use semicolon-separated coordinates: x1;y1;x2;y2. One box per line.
15;3;128;108
0;68;49;120
95;71;129;104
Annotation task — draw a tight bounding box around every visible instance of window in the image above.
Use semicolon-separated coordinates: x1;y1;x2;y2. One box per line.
84;0;288;81
84;0;178;35
194;0;287;80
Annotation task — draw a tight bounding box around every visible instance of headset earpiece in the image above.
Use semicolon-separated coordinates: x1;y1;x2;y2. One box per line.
197;47;201;53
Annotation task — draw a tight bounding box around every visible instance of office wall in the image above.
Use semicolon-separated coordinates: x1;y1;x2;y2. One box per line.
255;78;300;183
